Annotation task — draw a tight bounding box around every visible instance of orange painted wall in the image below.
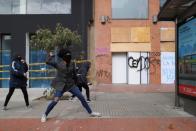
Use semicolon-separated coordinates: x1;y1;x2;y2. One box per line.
94;0;175;84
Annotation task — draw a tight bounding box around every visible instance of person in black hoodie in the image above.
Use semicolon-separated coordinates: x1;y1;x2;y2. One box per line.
41;48;101;122
71;61;91;102
2;54;30;111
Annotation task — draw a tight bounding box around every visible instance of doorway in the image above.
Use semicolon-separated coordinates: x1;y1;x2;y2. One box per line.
0;34;12;88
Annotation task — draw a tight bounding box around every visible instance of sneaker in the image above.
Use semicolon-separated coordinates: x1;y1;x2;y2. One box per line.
2;106;7;111
90;112;101;117
87;82;92;86
86;100;91;103
26;105;32;109
41;114;47;122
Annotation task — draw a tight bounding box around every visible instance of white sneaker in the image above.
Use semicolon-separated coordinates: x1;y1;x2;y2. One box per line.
2;106;7;111
87;83;92;86
86;100;91;103
90;112;101;117
41;114;47;122
26;105;32;109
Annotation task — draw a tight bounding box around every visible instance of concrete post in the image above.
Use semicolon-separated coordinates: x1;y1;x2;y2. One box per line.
175;18;180;107
20;0;26;14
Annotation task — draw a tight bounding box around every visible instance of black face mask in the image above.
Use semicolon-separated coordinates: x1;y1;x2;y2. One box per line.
63;55;72;64
17;56;22;61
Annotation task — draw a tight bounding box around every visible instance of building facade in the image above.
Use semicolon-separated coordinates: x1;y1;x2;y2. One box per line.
0;0;176;88
0;0;93;88
89;0;176;85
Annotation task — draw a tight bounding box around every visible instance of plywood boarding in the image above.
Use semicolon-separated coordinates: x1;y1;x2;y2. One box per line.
111;43;151;52
111;27;131;43
161;42;175;52
131;27;150;43
160;28;175;42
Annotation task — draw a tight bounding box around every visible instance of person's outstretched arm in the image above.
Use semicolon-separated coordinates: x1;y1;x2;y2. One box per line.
46;52;58;69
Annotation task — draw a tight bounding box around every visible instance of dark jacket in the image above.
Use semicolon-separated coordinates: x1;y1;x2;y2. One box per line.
46;55;77;92
9;59;28;88
77;61;91;84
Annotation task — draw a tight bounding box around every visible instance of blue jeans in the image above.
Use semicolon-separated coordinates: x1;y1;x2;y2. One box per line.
45;86;92;116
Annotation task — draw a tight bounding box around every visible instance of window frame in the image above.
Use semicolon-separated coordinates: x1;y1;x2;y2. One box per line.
0;0;72;15
111;0;149;20
26;0;72;15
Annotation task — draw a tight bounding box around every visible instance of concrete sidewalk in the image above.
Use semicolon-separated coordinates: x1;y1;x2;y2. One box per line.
0;84;175;101
0;91;192;119
0;84;195;131
0;88;46;101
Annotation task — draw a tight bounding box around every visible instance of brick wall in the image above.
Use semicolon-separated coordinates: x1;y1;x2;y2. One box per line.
91;0;175;84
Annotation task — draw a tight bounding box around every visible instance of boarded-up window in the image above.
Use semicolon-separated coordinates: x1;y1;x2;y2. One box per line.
111;28;131;43
131;27;150;43
160;28;175;42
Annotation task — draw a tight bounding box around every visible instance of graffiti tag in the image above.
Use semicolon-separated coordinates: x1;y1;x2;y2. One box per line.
96;69;111;79
127;52;160;74
95;48;110;57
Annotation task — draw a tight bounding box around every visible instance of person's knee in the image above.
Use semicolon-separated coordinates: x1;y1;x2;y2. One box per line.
8;91;13;95
21;88;27;93
8;91;14;95
76;94;85;101
54;97;60;102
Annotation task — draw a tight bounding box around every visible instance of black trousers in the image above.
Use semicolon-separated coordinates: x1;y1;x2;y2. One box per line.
78;83;90;100
72;83;90;101
4;87;29;107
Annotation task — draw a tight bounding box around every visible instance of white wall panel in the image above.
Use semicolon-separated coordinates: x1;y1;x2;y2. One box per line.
128;52;140;84
112;53;127;83
141;52;149;84
161;52;175;84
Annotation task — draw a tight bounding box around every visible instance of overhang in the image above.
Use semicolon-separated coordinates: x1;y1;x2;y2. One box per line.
158;0;196;22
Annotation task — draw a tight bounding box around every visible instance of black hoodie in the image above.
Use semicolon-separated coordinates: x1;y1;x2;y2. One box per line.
77;61;91;84
46;52;77;92
9;55;28;88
